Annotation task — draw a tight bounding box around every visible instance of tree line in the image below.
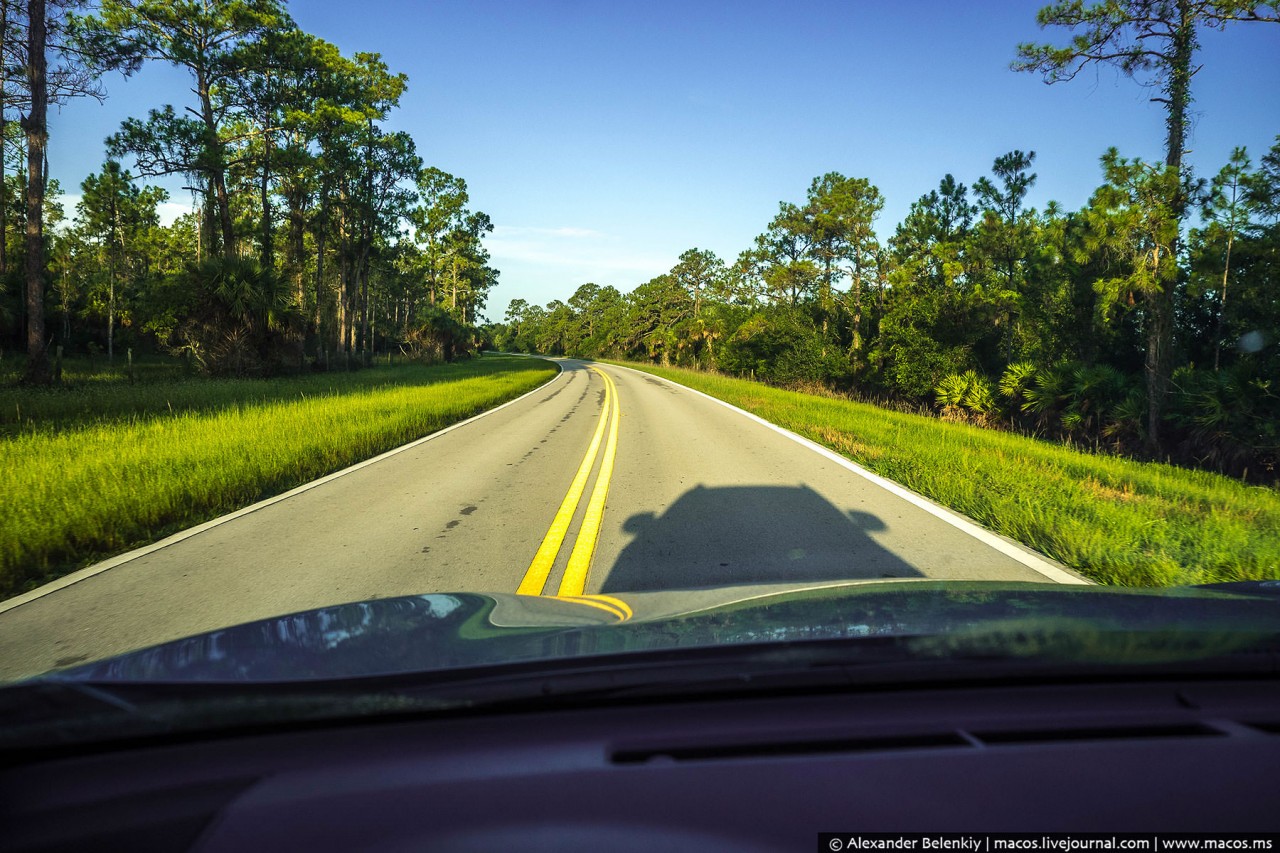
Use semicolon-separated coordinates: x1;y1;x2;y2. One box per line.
1;0;494;381
494;1;1280;482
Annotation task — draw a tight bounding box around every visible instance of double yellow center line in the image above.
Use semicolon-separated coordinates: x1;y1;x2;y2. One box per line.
517;366;622;602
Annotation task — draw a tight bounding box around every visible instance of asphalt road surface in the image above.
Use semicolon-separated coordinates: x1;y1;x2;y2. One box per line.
0;358;1084;679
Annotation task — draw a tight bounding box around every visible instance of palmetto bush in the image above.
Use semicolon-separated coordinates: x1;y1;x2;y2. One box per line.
146;257;303;377
1061;363;1132;440
995;361;1140;448
935;369;999;426
1168;364;1279;480
943;359;1275;479
997;361;1038;406
1101;388;1147;449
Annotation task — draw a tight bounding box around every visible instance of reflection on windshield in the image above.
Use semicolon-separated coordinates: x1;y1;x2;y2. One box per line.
54;582;1280;684
75;595;469;681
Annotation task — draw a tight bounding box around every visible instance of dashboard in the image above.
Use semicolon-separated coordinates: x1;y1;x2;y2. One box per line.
4;675;1280;850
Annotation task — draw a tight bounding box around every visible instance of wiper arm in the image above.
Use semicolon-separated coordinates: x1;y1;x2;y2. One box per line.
4;632;1278;759
41;677;151;716
0;639;908;752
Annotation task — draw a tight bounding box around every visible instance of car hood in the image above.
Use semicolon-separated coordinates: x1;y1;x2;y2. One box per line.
53;578;1280;683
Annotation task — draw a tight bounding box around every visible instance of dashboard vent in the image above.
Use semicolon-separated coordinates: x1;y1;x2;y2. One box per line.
613;723;1240;765
613;733;969;765
970;723;1223;745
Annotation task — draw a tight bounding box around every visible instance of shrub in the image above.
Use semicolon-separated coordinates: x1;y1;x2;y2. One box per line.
719;308;850;386
400;306;477;364
935;370;999;426
144;257;303;377
1167;363;1279;480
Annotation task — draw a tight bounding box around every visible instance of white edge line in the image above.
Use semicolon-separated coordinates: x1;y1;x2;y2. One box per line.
0;359;567;615
602;362;1091;586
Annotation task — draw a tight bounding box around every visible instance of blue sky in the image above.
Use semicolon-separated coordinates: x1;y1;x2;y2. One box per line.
49;0;1280;322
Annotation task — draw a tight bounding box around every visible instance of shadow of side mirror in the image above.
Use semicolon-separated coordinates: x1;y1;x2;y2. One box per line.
848;509;887;533
623;511;657;535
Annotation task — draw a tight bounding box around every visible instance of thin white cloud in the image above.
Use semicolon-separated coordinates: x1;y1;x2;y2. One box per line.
53;194;194;228
486;224;670;277
156;201;195;227
492;225;603;239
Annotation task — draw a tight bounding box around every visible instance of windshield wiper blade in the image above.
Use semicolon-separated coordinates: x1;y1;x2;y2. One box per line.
0;639;909;751
5;632;1278;758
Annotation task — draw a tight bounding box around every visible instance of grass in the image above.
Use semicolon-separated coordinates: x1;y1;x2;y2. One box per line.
0;356;558;598
0;352;449;437
605;361;1280;588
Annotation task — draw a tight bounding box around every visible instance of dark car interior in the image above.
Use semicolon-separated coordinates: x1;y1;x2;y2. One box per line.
5;671;1279;851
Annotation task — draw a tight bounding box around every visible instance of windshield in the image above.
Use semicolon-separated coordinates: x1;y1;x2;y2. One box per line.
1;1;1278;703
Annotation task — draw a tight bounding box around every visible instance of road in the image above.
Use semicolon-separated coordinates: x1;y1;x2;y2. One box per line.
0;358;1083;679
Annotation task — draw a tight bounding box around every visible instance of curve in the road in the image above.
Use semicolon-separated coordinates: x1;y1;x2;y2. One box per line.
559;367;621;596
518;366;614;596
518;365;624;598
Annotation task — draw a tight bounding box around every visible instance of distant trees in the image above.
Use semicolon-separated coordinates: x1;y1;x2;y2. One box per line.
403;167;496;332
72;160;166;360
494;135;1280;482
0;0;495;378
491;2;1278;482
1199;147;1254;370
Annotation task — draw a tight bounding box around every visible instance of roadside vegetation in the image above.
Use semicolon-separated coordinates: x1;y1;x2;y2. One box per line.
493;3;1279;486
0;0;524;599
0;352;489;435
4;1;498;388
610;361;1280;589
0;356;557;598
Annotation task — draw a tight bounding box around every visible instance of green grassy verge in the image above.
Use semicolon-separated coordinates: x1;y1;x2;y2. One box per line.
1;353;452;437
606;361;1280;587
0;356;558;598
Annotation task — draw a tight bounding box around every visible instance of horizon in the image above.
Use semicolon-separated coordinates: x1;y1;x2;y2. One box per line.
46;0;1280;323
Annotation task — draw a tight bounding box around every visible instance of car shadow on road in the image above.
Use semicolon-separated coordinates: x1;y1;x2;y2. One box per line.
599;484;923;593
